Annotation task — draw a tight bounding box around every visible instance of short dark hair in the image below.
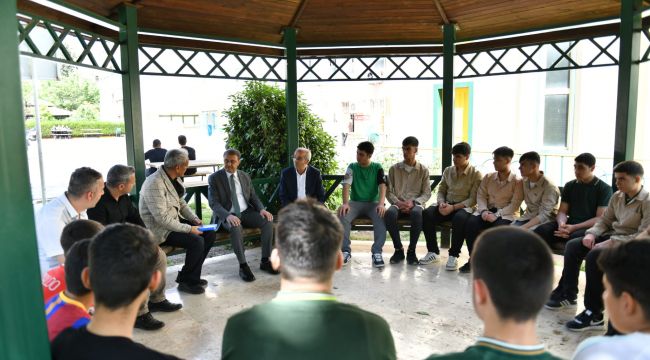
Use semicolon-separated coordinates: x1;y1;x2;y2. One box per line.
472;227;553;322
276;199;343;282
452;142;471;156
106;164;135;188
613;160;644;177
223;148;241;159
357;141;374;155
64;239;91;296
402;136;419;147
492;146;514;159
60;219;104;254
574;153;596;167
598;239;650;322
89;224;158;309
178;135;187;145
153;139;161;148
519;151;541;164
67;167;103;197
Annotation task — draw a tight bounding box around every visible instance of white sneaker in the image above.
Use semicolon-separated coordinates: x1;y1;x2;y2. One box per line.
446;256;458;271
418;252;440;265
342;251;352;266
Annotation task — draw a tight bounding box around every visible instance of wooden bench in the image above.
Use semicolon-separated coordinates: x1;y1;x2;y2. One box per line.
182;171;211;181
81;129;102;137
351;217;452;248
161;227;263;257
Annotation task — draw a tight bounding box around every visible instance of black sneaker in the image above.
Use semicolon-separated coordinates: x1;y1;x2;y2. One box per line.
459;262;471;273
148;299;182;313
566;309;605;332
389;249;405;264
198;278;208;287
372;253;385;268
178;282;206;294
134;312;164;330
406;250;418;265
260;260;280;275
544;296;577;310
239;263;256;282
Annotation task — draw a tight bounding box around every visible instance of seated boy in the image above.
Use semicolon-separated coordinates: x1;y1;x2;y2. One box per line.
222;199;396;360
425;227;560;359
51;224;182;359
42;219;104;302
45;239;92;341
572;231;650;359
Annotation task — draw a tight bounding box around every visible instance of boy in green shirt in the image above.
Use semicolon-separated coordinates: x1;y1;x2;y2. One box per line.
222;199;396;360
425;227;560;360
338;141;388;267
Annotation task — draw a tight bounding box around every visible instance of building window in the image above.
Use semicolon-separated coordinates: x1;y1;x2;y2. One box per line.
543;43;571;147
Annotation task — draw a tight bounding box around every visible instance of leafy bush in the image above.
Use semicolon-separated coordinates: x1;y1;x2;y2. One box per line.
24;119;124;137
223;81;338;210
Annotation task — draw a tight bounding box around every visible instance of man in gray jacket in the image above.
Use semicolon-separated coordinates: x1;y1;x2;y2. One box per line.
140;149;216;295
208;149;276;282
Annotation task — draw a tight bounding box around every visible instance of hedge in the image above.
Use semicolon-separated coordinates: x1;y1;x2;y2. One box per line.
24;120;124;138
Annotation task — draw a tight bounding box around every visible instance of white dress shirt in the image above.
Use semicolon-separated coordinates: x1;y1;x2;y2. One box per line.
36;193;87;276
296;169;307;200
227;171;249;214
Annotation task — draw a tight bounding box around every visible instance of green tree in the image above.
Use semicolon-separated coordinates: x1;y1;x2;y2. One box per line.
223;81;338;209
40;73;99;112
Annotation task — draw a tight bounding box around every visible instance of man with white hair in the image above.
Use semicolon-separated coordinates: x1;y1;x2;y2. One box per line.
279;147;326;207
140;149;216;295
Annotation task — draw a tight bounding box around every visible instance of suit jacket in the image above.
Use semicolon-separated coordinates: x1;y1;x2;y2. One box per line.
139;168;199;244
208;169;265;226
279;165;326;207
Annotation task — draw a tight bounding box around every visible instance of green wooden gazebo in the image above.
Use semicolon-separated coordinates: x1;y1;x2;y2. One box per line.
1;1;649;358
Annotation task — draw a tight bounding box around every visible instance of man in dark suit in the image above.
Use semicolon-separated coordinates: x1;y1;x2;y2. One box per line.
208;149;277;282
144;139;166;177
279;147;326;208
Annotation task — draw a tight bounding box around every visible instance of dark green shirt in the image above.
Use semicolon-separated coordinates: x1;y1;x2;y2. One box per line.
222;292;396;360
425;338;561;360
562;177;612;224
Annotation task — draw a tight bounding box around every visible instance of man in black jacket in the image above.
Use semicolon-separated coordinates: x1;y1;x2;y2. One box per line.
279;147;326;207
88;164;181;331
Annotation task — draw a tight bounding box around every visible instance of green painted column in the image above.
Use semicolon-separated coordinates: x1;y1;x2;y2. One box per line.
613;0;642;167
284;27;299;166
119;4;146;193
0;1;51;359
441;24;456;171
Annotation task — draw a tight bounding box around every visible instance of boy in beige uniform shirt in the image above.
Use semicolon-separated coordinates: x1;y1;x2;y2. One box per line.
461;146;523;273
512;151;560;230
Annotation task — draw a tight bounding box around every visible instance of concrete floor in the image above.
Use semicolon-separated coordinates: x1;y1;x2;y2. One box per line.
134;241;601;360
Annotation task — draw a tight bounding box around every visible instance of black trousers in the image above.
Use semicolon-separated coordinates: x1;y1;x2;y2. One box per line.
553;235;609;314
422;206;472;256
533;221;586;249
384;206;423;252
162;219;216;285
465;214;512;257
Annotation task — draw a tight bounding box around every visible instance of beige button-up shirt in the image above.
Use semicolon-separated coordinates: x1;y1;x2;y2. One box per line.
587;187;650;242
437;164;483;213
519;173;560;225
386;161;431;206
475;171;524;221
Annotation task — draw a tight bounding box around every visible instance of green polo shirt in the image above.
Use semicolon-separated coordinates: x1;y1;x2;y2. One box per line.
562;177;612;224
425;337;561;360
222;291;396;360
344;162;385;202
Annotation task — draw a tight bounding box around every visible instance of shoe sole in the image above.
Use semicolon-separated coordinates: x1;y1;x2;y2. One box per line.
373;263;385;268
445;266;457;271
566;323;605;332
544;303;577;311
